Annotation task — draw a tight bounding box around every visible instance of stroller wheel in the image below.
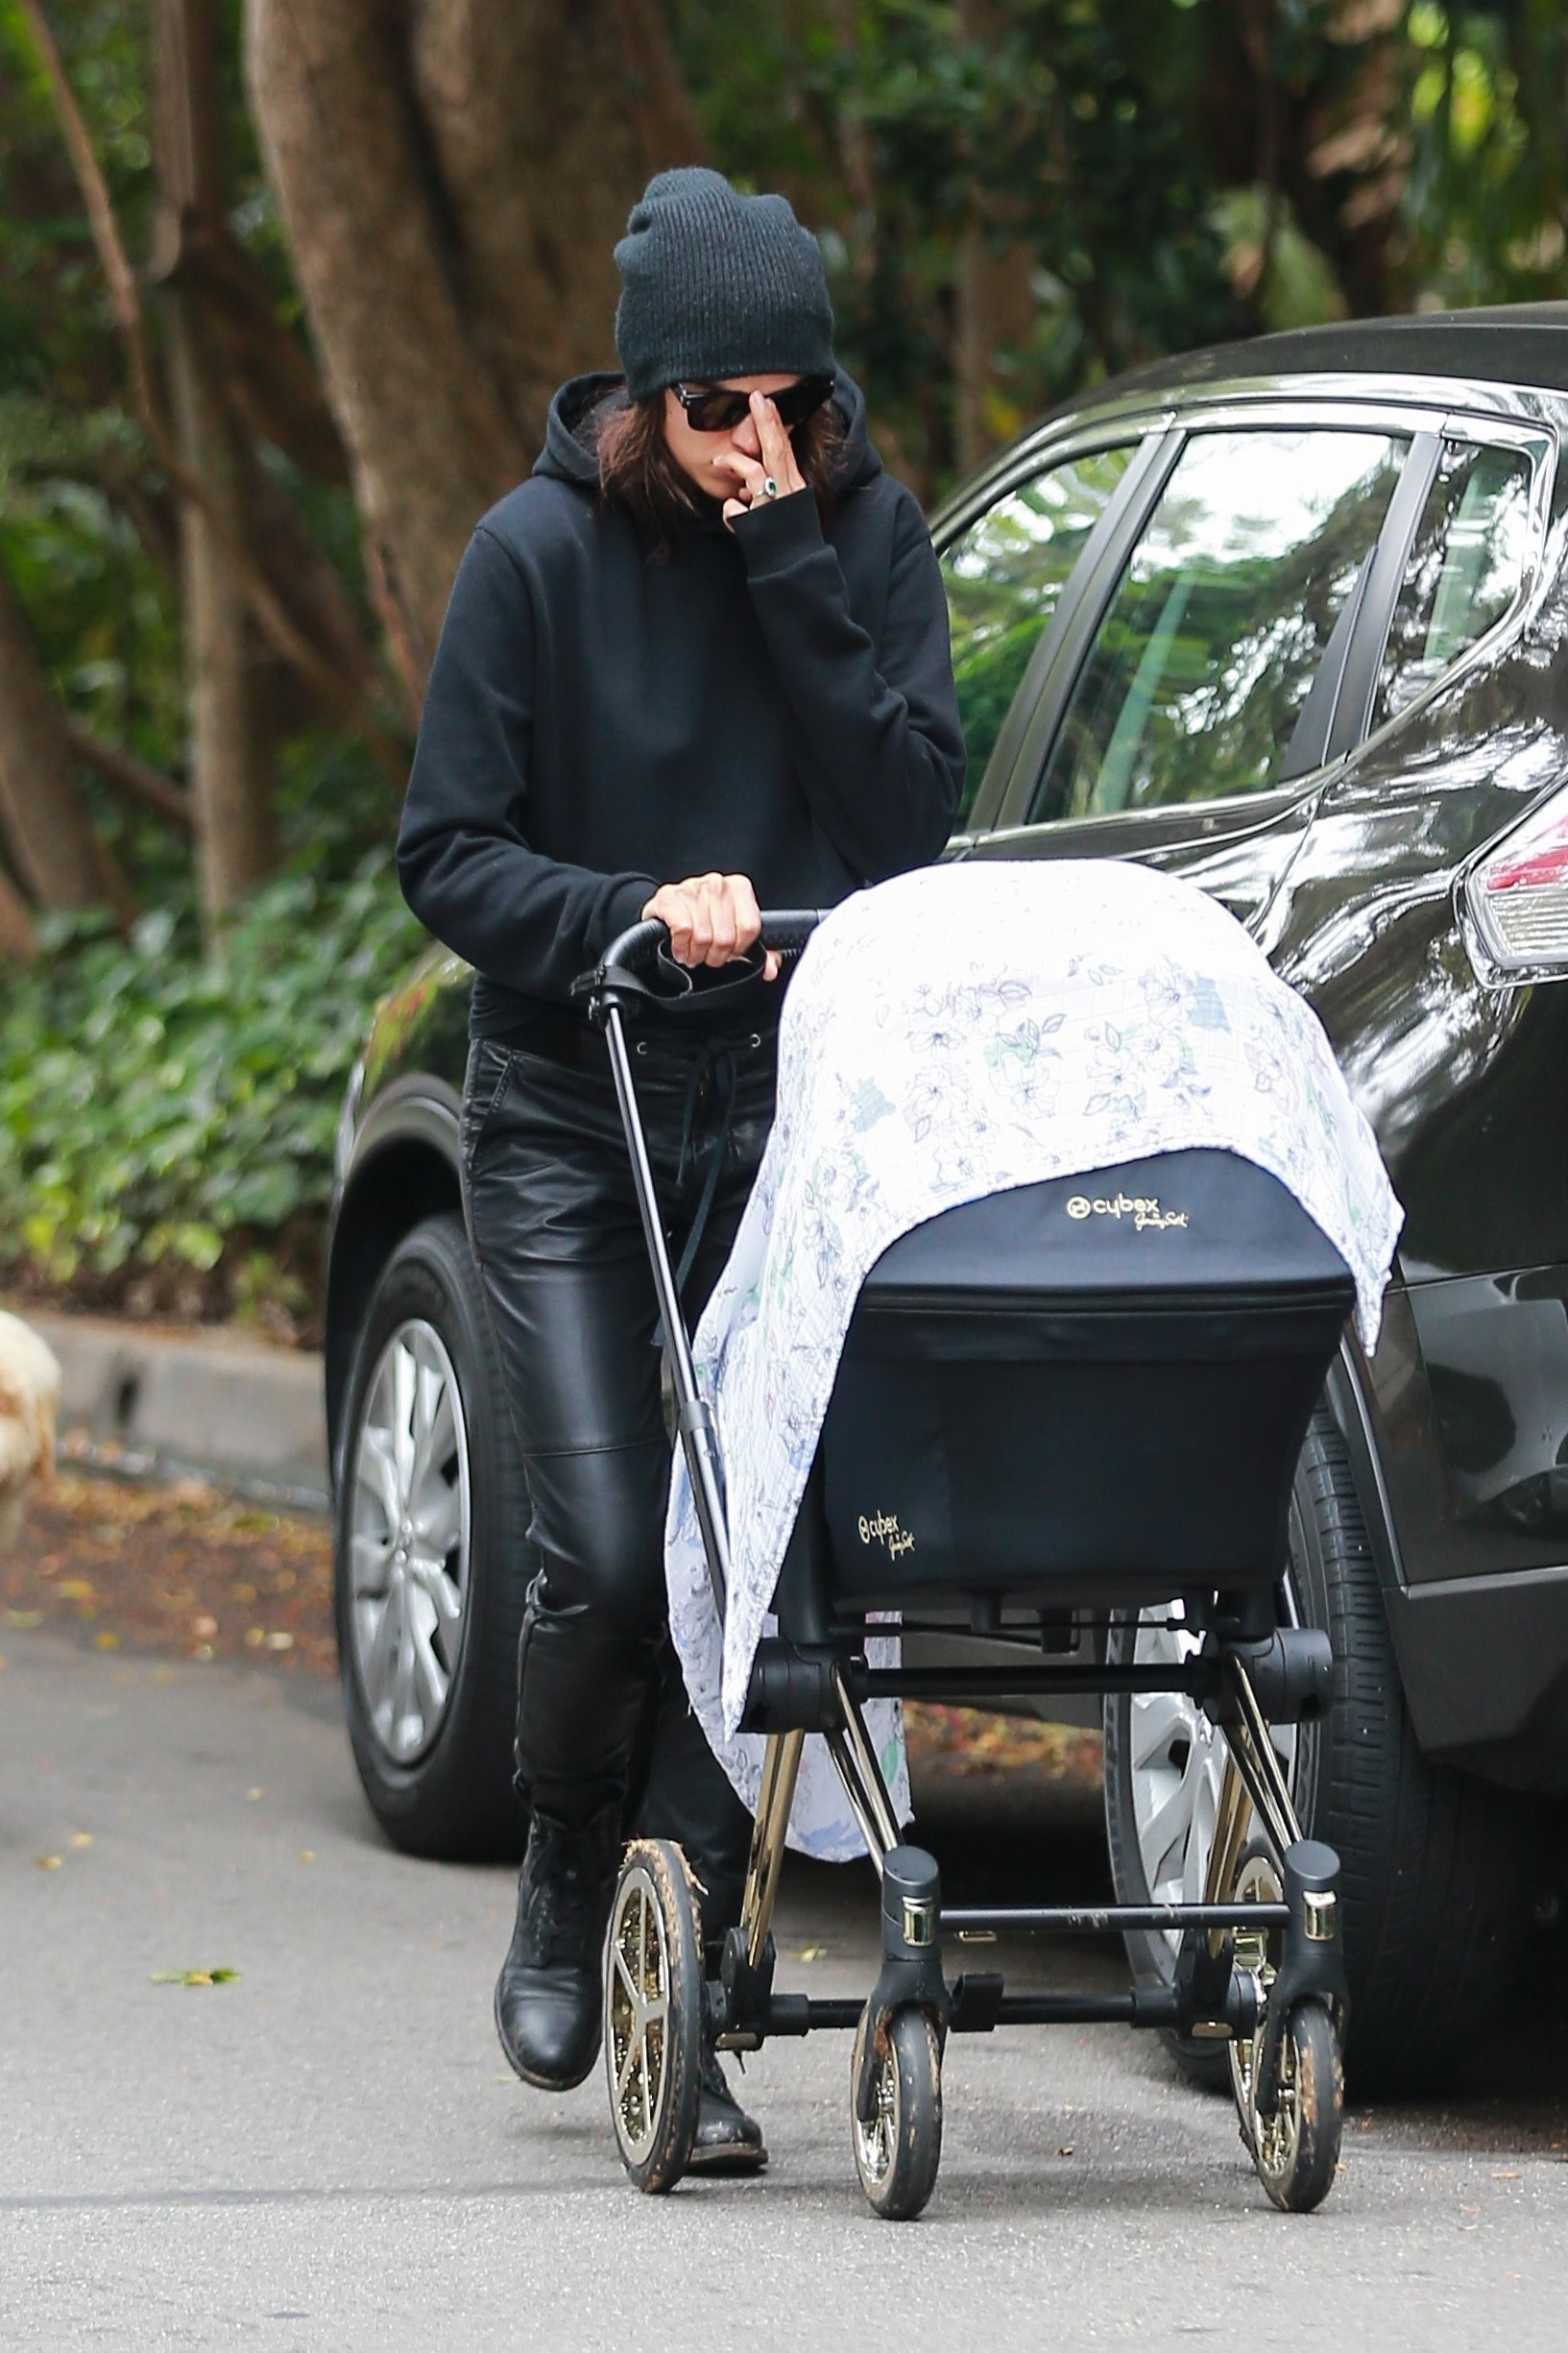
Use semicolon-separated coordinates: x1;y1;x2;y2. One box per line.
851;2004;943;2220
604;1839;704;2194
1227;1854;1344;2213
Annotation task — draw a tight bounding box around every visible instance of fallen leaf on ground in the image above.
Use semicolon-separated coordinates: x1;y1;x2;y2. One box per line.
795;1946;827;1963
2;1473;335;1674
903;1702;1102;1787
151;1967;241;1987
34;1855;61;1871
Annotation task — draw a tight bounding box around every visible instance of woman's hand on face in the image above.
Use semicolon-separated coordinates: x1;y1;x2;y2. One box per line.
714;392;808;529
642;873;781;981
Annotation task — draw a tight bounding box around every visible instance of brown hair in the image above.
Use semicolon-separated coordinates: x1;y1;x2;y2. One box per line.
595;389;847;554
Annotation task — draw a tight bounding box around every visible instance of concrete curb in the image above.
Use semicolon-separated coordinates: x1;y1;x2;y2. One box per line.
16;1305;330;1511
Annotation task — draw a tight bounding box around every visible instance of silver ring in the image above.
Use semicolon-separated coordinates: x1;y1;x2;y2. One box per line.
761;476;780;499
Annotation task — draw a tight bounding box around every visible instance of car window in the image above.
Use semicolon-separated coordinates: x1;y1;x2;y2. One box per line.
1370;441;1533;731
940;445;1136;820
1031;427;1409;823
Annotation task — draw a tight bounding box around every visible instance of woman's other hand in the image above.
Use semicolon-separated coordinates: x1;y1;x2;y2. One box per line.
713;393;808;529
642;873;781;980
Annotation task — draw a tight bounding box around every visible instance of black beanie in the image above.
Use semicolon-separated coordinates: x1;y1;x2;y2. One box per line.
614;166;835;400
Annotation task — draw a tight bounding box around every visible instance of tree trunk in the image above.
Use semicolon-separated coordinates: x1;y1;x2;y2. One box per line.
246;0;706;693
0;863;38;961
153;206;351;486
154;0;276;927
954;225;1038;471
246;0;527;693
166;311;274;926
0;559;125;919
953;0;1038;473
409;0;705;431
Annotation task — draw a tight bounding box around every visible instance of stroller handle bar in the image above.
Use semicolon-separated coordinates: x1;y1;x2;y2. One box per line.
574;909;826;1030
572;909;825;1626
599;907;827;980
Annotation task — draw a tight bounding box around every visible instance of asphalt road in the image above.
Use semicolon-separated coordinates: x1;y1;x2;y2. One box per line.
6;1629;1568;2352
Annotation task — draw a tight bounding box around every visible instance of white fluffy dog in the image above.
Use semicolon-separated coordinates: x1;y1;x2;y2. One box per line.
0;1310;61;1548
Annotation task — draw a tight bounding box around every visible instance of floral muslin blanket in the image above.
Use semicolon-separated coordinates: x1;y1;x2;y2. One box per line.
664;859;1404;1861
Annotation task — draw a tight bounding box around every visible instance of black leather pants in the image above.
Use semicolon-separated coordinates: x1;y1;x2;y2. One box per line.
461;1024;774;1940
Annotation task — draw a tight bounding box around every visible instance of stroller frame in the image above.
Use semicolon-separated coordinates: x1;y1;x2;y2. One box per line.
575;913;1349;2220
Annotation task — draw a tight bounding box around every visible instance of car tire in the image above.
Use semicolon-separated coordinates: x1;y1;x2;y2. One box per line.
1104;1402;1530;2096
335;1211;530;1860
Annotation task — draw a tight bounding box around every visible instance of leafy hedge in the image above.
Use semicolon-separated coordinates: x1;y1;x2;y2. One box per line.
0;853;423;1339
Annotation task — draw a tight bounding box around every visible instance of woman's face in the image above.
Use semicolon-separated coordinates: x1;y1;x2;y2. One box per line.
662;374;803;500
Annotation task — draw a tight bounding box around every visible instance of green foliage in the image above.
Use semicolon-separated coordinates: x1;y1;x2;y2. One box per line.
673;0;1242;493
0;0;323;881
0;855;423;1329
1401;2;1568;306
1209;187;1348;335
5;0;1568;1346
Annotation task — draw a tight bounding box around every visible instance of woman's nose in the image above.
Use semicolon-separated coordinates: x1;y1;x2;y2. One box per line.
732;416;762;459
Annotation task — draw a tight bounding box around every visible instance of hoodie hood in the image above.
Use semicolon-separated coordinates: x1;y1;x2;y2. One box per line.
533;368;883;500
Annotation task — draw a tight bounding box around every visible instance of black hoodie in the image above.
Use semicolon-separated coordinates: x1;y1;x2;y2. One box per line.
396;372;965;1036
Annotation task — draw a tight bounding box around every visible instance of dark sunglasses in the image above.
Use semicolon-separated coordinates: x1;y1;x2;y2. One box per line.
670;375;834;434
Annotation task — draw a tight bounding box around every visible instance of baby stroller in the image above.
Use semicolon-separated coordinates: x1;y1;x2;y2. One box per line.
574;909;1356;2221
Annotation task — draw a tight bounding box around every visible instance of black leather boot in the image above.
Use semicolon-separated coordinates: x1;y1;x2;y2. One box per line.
495;1584;657;2089
690;2042;768;2173
495;1805;622;2089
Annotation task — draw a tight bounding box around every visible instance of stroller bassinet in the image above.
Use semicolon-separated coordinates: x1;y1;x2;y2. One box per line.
819;1146;1356;1612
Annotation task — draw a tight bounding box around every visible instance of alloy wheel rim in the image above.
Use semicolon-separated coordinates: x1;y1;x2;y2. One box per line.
609;1871;670;2159
348;1318;471;1765
1127;1591;1301;1958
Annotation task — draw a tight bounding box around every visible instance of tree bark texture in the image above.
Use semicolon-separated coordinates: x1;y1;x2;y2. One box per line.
955;224;1038;471
0;864;39;961
246;0;706;693
0;561;125;920
167;311;275;927
154;0;276;925
953;0;1038;472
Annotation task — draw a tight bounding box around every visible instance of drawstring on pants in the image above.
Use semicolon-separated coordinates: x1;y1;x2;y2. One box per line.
647;1032;759;1346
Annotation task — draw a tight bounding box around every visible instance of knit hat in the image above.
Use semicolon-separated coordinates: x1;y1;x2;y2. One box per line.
614;167;835;400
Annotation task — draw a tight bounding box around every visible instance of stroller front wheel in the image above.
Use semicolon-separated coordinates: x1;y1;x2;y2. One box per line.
604;1839;705;2194
1226;1849;1344;2212
851;2004;943;2220
1233;1996;1344;2213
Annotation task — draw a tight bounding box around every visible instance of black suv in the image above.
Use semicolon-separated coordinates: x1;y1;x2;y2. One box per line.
326;305;1568;2088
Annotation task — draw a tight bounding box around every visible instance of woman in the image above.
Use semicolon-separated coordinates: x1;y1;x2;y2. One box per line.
398;166;963;2170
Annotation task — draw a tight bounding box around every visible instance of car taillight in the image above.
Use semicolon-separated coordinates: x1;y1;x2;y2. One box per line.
1467;785;1568;973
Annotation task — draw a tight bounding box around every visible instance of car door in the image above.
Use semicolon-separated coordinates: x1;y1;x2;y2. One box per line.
935;427;1174;838
954;410;1436;940
1257;412;1568;1588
